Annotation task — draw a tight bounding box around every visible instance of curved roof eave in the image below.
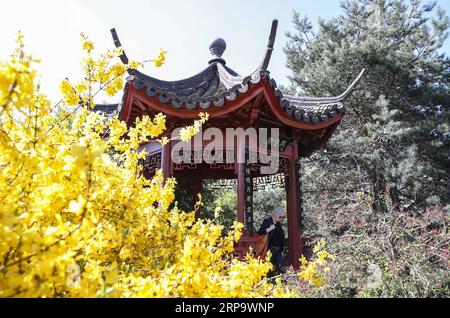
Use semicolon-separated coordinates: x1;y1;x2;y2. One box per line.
111;21;365;128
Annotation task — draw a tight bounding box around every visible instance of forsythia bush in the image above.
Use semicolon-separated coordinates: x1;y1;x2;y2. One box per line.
0;33;329;297
299;239;334;287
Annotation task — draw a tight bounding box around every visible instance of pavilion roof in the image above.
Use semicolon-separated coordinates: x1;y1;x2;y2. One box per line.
110;21;364;126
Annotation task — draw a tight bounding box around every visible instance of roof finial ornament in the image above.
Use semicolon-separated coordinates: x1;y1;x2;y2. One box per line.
260;19;278;71
208;37;226;65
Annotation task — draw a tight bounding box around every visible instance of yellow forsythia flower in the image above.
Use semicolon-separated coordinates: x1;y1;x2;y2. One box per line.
153;49;167;67
60;79;80;105
299;239;335;287
80;33;94;52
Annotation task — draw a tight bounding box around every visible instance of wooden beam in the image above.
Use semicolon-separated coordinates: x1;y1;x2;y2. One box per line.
259;117;285;127
134;99;148;113
252;92;264;109
250;108;259;125
119;86;133;123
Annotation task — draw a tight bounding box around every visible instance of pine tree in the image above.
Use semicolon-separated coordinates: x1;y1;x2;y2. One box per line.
284;0;449;297
285;0;450;212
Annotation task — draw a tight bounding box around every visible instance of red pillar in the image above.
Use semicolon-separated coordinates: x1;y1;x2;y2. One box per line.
161;140;172;180
286;144;302;269
236;138;245;225
237;167;245;225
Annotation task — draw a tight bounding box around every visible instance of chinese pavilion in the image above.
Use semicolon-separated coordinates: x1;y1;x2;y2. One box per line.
104;20;364;269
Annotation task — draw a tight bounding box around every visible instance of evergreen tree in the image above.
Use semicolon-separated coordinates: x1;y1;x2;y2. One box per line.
285;0;449;296
285;0;449;211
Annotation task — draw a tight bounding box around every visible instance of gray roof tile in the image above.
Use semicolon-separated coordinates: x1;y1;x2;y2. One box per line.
92;103;119;117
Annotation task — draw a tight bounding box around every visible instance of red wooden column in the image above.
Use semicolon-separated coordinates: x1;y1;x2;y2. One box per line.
161;139;172;180
286;144;302;269
236;138;245;225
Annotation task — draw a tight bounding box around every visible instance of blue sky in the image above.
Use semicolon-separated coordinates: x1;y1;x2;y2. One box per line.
1;0;449;102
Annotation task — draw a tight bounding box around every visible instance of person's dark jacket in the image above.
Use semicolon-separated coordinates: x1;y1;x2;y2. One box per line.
257;217;285;251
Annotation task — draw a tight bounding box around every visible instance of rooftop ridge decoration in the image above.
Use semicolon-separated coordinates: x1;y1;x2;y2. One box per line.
110;20;365;125
208;38;227;65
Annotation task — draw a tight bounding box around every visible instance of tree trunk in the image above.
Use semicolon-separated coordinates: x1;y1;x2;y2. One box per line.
369;171;402;213
388;183;402;212
369;171;388;213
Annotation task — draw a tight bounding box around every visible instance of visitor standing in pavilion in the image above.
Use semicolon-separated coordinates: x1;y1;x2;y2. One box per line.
258;207;287;274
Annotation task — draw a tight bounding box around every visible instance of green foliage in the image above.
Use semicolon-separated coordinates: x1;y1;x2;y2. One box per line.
201;184;237;233
285;0;449;297
285;0;449;210
193;184;287;233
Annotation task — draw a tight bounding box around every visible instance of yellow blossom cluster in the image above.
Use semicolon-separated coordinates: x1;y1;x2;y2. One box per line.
59;33;144;108
81;33;94;53
177;112;209;142
298;239;335;287
153;49;167;68
0;31;38;107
